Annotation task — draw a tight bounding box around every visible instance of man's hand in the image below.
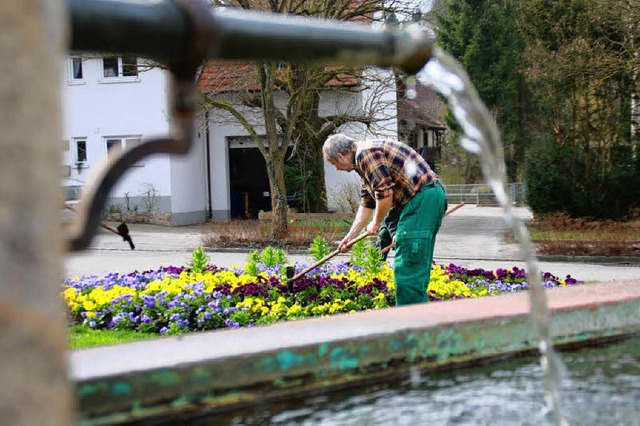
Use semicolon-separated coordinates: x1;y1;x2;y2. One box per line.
338;230;373;253
366;221;381;235
338;235;352;253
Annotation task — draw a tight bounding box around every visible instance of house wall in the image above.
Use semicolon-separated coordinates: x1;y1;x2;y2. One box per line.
168;127;209;225
207;117;235;221
63;58;401;225
61;57;173;213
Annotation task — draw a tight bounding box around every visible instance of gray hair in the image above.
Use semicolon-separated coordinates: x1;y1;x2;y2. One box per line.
323;133;355;162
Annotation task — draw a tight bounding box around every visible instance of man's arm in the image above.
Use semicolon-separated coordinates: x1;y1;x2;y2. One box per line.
338;204;373;252
367;195;393;235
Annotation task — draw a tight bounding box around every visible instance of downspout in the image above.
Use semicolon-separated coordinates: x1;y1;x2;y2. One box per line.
205;109;213;220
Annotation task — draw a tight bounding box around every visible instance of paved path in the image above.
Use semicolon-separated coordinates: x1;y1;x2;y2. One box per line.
64;206;640;283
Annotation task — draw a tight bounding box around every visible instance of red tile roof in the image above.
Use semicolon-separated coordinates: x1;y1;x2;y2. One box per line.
198;61;259;93
197;60;360;94
397;83;446;129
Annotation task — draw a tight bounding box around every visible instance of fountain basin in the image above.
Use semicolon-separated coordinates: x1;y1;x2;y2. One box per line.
70;279;640;424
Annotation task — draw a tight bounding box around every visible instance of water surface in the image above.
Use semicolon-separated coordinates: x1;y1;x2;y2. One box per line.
209;337;640;426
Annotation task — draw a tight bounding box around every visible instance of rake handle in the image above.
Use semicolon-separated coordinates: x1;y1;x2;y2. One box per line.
288;231;371;283
287;202;466;282
444;201;466;216
379;202;466;255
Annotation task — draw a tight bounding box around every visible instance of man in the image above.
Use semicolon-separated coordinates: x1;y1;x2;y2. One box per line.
323;133;446;306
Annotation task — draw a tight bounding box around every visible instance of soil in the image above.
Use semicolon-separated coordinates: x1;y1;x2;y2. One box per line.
528;211;640;257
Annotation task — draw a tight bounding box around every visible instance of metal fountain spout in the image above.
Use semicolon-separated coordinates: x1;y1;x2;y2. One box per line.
69;0;432;74
66;0;433;251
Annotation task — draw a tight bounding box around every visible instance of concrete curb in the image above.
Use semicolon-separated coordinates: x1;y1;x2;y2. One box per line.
70;280;640;425
536;254;640;265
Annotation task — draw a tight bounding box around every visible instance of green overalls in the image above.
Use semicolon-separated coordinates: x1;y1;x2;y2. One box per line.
377;209;400;261
393;181;447;306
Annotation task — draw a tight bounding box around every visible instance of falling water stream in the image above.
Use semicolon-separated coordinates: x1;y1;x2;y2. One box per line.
416;48;567;425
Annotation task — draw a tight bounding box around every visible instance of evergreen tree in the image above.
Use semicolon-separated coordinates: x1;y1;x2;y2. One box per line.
518;0;640;218
435;0;527;181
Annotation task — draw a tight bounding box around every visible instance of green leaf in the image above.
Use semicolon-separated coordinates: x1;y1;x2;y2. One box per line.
308;235;332;262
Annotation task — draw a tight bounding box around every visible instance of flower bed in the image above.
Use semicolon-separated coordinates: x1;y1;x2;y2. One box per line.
62;259;583;336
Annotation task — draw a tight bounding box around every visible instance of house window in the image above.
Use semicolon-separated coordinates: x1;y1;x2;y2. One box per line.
101;56;139;81
71;58;83;79
72;138;87;167
106;138;122;152
105;136;143;165
67;57;84;84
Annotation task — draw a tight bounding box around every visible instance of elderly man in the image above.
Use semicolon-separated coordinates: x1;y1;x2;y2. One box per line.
323;133;446;306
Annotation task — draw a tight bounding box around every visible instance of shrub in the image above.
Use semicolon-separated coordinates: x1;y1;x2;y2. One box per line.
525;139;572;215
348;238;385;275
243;246;288;276
201;220;346;249
187;247;210;274
525;139;640;219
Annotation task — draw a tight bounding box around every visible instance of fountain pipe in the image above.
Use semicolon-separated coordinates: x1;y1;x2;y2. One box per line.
68;0;432;74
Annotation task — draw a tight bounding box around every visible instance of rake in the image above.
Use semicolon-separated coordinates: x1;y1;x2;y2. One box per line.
379;201;466;257
287;202;466;283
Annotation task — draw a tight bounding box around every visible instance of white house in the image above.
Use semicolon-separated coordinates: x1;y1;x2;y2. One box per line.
61;55;208;225
62;56;443;225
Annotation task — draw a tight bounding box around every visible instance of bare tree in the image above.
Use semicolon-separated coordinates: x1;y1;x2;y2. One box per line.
201;0;415;240
601;0;640;156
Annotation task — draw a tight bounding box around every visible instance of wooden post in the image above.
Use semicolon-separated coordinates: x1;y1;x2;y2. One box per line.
0;1;72;424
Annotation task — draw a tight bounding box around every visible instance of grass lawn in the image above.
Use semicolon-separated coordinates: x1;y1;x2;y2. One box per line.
69;325;157;349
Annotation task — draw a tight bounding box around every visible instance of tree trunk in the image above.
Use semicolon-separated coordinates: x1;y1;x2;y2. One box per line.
290;78;328;213
309;146;329;212
0;1;72;424
267;160;289;240
258;63;290;240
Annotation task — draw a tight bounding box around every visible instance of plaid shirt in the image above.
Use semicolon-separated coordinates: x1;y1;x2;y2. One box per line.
354;139;439;210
